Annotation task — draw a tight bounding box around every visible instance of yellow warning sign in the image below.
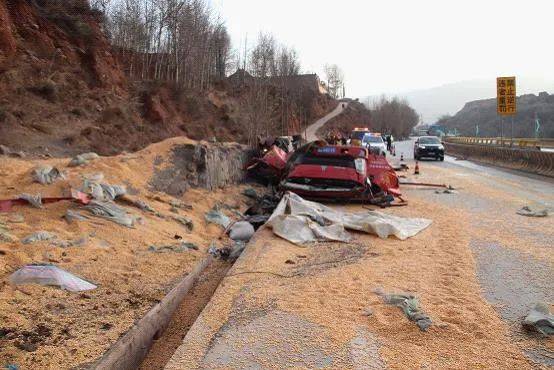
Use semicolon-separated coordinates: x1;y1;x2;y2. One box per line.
497;76;516;115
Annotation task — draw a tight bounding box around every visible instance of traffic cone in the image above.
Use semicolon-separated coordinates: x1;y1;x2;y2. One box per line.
400;153;404;162
414;161;420;175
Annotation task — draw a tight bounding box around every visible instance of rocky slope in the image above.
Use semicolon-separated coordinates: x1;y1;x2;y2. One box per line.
442;92;554;138
0;0;334;157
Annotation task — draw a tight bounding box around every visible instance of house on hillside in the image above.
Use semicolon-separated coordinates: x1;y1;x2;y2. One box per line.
228;69;328;94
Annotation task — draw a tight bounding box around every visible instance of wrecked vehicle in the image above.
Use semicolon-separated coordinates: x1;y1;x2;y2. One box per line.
246;144;289;184
280;142;401;204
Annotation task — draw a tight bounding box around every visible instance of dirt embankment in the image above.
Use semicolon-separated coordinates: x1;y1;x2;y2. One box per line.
0;137;258;368
315;101;372;138
0;0;335;157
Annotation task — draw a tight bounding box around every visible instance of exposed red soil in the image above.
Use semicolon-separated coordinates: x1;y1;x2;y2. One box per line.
0;0;335;157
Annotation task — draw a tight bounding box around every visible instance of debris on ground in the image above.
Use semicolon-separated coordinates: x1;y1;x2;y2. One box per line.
7;214;24;223
169;199;193;211
229;221;255;242
0;221;15;242
380;292;432;331
522;303;554;335
242;188;259;199
1;192;90;212
0;144;25;158
148;242;199;253
68;152;99;167
393;164;409;171
1;230;15;242
118;196;157;214
362;308;374;317
244;214;269;230
516;206;549;217
9;264;97;292
205;209;231;228
84;200;137;228
64;209;90;223
21;231;56;244
17;193;42;209
32;166;64;185
400;181;453;189
171;215;194;232
208;240;245;261
267;192;432;245
51;237;88;248
435;189;455;194
82;177;126;201
244;193;280;217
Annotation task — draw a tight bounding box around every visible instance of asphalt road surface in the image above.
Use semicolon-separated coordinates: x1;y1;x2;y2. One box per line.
165;139;553;369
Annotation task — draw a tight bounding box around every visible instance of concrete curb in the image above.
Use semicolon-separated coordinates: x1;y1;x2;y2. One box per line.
91;254;213;370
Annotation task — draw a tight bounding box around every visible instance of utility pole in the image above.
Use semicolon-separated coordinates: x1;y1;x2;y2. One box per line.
500;117;504;146
476;109;481;137
510;115;514;146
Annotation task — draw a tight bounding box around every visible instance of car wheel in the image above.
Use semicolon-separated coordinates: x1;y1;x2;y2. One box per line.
440;156;444;161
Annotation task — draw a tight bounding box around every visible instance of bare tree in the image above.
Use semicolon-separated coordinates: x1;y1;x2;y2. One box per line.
368;96;419;139
324;64;344;99
103;0;231;90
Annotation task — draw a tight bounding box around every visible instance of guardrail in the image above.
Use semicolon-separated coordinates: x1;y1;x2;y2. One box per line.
443;136;554;150
443;141;554;177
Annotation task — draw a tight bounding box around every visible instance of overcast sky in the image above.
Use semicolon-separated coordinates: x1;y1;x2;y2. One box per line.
213;0;554;98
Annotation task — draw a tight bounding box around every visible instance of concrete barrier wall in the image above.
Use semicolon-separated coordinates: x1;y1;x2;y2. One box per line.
444;142;554;178
150;142;252;196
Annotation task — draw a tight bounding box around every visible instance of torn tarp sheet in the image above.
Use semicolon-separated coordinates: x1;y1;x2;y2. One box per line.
523;303;554;335
381;292;432;331
267;192;432;245
9;264;96;292
32;166;64;185
84;200;136;228
82;179;126;201
517;206;549;218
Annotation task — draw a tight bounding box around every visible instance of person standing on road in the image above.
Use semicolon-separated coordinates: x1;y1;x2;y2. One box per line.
386;134;392;152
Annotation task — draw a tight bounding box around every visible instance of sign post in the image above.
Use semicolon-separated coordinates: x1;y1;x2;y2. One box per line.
496;76;516;146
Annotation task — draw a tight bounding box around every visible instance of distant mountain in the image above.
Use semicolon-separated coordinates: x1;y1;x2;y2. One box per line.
366;78;554;123
441;92;554;138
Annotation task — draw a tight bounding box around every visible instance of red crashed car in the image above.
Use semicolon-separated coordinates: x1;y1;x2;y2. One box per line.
280;143;401;203
246;145;289;184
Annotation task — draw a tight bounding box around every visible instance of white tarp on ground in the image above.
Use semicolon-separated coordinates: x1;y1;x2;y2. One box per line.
267;192;432;246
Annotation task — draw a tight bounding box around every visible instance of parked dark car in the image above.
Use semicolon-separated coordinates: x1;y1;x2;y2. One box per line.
414;136;444;161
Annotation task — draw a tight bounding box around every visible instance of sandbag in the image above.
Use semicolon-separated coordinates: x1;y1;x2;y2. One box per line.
229;221;255;241
21;231;56;244
84;200;136;228
205;209;231;228
32;166;64;184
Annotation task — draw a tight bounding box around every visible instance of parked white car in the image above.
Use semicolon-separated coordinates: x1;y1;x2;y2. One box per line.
362;134;387;156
